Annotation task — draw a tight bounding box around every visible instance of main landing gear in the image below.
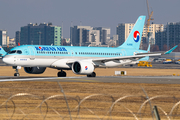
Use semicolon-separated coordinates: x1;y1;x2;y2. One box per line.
13;66;21;77
57;70;66;77
57;70;96;77
87;72;96;77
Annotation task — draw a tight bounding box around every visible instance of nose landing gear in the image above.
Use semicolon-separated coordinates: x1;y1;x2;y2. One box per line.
13;66;21;77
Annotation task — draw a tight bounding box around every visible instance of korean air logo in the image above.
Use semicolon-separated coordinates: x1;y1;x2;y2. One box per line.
39;46;42;50
35;46;67;51
133;31;140;43
0;46;1;50
85;66;88;70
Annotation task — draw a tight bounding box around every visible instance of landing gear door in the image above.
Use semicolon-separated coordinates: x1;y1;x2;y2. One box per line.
28;46;35;60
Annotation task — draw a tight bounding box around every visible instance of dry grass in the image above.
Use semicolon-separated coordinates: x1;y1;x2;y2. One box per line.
0;66;180;119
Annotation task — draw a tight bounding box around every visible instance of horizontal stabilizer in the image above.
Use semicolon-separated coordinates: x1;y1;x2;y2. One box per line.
0;46;7;57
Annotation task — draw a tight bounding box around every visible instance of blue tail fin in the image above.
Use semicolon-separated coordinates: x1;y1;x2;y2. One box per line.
118;16;146;49
0;46;7;57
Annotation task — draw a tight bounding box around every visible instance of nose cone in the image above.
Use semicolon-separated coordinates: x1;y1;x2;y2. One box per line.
2;56;14;65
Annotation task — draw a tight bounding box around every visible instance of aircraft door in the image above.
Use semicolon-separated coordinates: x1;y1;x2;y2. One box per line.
121;49;127;56
71;50;74;56
28;46;35;60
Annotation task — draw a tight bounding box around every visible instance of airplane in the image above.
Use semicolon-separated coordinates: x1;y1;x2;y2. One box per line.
1;15;178;77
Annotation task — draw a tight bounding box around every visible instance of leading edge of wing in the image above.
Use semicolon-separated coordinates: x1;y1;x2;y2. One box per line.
92;53;162;63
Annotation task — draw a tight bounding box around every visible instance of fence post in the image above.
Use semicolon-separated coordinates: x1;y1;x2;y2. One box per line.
153;106;161;120
57;82;72;120
140;86;154;120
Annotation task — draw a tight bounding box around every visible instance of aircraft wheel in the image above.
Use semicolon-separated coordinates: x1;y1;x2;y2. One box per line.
91;72;96;77
87;72;96;77
14;73;20;77
57;71;66;77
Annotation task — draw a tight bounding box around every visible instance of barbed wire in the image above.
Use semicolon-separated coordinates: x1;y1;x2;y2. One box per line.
0;81;179;119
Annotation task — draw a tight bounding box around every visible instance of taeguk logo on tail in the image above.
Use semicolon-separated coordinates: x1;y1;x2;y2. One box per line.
133;31;140;42
85;66;88;70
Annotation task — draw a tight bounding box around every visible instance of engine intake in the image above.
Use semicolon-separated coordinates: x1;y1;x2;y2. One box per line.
72;61;94;75
24;67;46;74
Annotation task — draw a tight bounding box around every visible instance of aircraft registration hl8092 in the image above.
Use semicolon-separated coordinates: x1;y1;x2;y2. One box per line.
1;16;178;77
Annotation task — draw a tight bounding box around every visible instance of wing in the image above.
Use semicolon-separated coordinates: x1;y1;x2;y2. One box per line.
92;52;162;63
92;45;178;63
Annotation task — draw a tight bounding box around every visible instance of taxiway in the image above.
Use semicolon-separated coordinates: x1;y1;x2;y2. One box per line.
0;76;179;84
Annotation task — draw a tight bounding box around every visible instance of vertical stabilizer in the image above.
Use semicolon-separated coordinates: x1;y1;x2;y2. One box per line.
0;46;7;57
118;16;146;49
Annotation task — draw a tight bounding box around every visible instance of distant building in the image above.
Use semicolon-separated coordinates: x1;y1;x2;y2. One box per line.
70;26;110;46
17;23;61;45
89;30;100;46
93;27;111;45
144;24;165;45
8;38;16;46
6;36;9;46
15;31;20;46
155;22;180;51
70;26;92;46
0;30;7;46
61;38;70;46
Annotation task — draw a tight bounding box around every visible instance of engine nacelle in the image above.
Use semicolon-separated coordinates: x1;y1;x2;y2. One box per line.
24;67;46;74
72;61;94;75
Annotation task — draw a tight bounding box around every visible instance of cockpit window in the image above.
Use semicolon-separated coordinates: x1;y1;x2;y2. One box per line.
8;50;22;54
17;50;22;54
9;50;16;54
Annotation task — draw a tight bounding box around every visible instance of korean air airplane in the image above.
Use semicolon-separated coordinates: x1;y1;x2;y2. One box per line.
1;16;178;77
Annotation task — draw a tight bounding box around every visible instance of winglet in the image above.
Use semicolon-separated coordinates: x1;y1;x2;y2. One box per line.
0;46;7;57
147;44;150;52
164;45;178;54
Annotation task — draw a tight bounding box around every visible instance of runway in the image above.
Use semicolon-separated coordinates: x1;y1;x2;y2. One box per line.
0;76;180;84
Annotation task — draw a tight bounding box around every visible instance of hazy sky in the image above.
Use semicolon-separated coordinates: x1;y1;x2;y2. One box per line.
0;0;180;38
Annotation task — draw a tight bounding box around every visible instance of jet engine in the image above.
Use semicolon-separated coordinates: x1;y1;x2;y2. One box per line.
24;67;46;74
72;61;94;75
